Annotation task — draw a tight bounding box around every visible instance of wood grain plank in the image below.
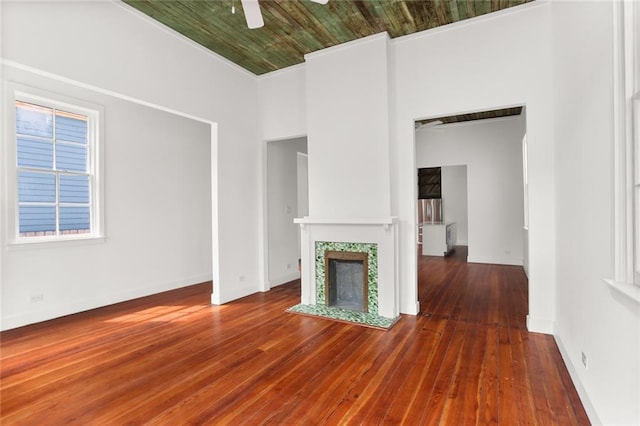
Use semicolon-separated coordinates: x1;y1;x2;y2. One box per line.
498;322;520;425
363;314;452;423
509;328;539;425
0;251;589;424
438;321;482;425
320;317;417;423
476;325;500;425
419;317;471;425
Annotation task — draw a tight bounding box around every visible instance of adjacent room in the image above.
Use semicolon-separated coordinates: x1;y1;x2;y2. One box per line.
1;1;638;424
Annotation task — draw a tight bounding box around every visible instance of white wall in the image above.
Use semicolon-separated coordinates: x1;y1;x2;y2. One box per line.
257;3;555;322
552;2;639;424
1;0;261;328
297;153;309;219
523;229;529;277
259;65;307;142
416;118;524;265
441;165;468;245
305;34;392;219
394;3;556;326
1;69;212;329
267;137;307;286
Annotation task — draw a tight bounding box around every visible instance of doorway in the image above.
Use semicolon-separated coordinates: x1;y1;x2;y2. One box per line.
265;137;308;288
414;107;528;308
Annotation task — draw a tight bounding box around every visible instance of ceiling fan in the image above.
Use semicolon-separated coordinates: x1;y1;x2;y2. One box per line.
240;0;329;29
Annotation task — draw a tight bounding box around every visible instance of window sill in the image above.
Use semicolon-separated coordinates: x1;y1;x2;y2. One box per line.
603;278;640;304
7;235;106;251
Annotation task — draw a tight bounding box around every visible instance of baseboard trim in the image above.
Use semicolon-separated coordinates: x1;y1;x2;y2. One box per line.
554;334;602;425
400;300;420;316
269;272;301;288
2;273;213;331
212;283;257;305
526;315;554;334
467;255;523;266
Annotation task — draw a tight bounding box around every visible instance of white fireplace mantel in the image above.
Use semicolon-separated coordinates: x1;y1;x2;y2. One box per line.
294;216;399;319
294;217;398;230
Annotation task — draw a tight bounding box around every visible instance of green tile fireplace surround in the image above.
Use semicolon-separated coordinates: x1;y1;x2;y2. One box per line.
287;241;397;330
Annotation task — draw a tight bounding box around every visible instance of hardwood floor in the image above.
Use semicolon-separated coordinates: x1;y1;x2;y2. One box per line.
1;249;589;425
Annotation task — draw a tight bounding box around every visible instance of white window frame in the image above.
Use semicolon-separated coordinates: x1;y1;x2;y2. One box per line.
4;84;105;247
522;132;529;230
607;0;640;302
633;96;639;285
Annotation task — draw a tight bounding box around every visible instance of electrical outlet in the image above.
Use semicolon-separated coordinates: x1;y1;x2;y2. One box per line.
30;294;44;304
581;351;588;369
286;263;292;270
238;275;245;282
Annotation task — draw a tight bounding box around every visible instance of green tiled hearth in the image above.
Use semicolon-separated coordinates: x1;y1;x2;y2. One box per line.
286;241;397;330
286;304;396;330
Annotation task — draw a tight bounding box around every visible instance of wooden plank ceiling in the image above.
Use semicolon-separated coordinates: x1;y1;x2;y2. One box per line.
416;106;524;127
123;0;531;75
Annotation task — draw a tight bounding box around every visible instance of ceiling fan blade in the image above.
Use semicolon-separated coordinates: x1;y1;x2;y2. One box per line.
241;0;264;29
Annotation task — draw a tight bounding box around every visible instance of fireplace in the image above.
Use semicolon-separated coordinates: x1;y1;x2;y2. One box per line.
289;217;400;329
325;250;368;313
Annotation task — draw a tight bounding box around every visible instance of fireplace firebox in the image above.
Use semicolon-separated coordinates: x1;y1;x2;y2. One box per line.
324;250;369;313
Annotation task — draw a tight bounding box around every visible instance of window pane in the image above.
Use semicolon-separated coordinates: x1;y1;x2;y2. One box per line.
56;143;87;172
60;175;89;204
59;206;90;233
17;136;53;169
16;101;53;138
56;113;87;144
14;97;98;240
18;171;56;203
19;205;56;235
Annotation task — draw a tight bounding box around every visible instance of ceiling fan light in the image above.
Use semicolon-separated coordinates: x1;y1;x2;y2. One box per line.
241;0;264;29
310;0;329;4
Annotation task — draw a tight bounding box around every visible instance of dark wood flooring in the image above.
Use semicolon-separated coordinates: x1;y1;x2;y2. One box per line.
0;247;589;424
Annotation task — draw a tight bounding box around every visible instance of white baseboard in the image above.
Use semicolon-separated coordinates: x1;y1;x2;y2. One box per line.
526;315;555;334
467;255;523;266
554;334;602;425
212;282;257;305
401;300;420;315
2;273;213;331
456;240;468;245
269;272;301;288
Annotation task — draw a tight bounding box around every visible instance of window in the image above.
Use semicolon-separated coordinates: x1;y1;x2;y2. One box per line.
625;1;640;287
634;97;639;285
522;133;529;230
608;0;639;300
7;89;103;244
627;2;640;287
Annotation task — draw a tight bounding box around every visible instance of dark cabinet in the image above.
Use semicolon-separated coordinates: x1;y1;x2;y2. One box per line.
418;167;441;199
